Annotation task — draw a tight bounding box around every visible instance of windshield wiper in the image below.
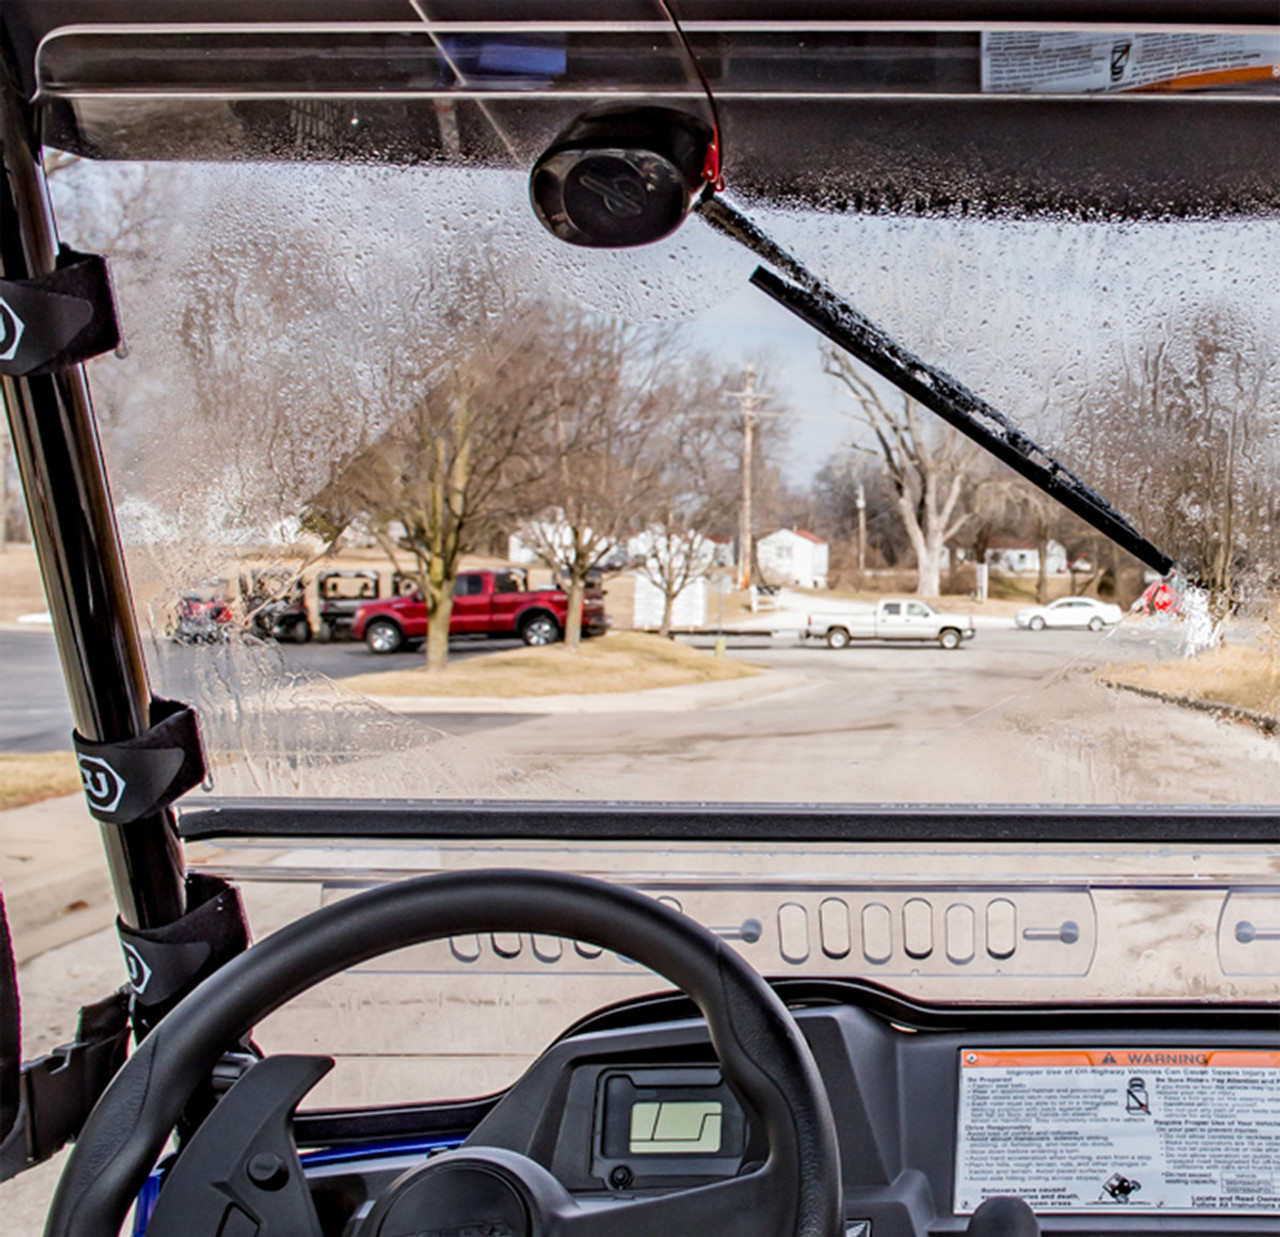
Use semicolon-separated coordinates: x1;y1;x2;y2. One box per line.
697;196;1174;578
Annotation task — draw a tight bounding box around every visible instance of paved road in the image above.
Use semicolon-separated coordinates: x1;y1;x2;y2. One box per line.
2;624;1177;768
0;630;532;751
106;618;1231;807
0;630;74;751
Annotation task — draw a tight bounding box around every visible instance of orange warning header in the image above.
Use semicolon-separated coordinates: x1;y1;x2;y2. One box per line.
1131;65;1280;93
962;1049;1280;1070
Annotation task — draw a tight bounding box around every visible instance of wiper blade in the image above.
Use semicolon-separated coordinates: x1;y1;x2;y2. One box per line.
697;196;1174;578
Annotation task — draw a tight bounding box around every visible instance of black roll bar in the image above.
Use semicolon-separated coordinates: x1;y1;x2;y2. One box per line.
0;40;185;931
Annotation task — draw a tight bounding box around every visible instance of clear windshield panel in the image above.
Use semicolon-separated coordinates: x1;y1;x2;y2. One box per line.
56;159;1280;807
41;39;1280;1092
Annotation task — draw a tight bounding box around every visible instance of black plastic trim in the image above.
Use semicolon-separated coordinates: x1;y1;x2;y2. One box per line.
176;799;1280;844
293;1095;502;1149
560;977;1280;1041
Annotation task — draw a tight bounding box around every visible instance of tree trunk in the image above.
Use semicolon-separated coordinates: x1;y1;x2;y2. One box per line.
1036;535;1050;604
658;590;676;638
563;574;584;651
424;587;454;673
915;548;944;598
898;490;945;599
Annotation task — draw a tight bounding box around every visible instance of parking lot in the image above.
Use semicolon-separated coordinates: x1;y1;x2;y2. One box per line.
131;620;1274;805
13;619;1275;808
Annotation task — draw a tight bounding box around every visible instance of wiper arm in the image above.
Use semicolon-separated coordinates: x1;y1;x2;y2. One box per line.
697;196;1174;578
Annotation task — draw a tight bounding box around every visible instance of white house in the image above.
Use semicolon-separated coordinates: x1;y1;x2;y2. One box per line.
508;513;627;570
757;529;829;589
632;573;708;629
985;537;1068;575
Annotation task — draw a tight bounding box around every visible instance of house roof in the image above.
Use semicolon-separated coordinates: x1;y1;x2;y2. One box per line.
764;528;826;545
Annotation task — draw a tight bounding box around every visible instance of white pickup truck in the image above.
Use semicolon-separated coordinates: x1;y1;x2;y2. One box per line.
804;598;976;650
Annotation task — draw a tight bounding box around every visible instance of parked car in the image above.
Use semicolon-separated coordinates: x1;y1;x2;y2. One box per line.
804;598;975;650
316;568;381;641
169;581;234;644
353;567;607;653
1016;596;1123;631
240;569;310;643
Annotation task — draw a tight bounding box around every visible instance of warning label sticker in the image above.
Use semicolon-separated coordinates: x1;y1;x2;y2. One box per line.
982;32;1280;94
955;1049;1280;1214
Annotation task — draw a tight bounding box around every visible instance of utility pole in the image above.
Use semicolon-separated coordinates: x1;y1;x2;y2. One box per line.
856;479;867;576
727;365;769;590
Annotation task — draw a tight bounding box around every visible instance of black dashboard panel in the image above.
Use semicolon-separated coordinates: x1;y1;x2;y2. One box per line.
461;990;1280;1235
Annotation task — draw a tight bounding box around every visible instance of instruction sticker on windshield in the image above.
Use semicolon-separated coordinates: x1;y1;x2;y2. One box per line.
982;33;1280;94
955;1049;1280;1214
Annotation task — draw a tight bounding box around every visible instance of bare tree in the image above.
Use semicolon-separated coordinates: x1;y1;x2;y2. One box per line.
310;308;554;671
634;529;712;637
809;454;908;582
823;347;980;597
1062;308;1280;604
517;317;680;650
628;369;740;635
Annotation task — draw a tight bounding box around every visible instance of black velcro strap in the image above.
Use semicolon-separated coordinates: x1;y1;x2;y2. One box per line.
117;874;250;1011
0;991;130;1182
0;246;120;377
73;697;206;825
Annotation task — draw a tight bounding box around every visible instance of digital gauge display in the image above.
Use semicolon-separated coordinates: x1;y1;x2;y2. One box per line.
629;1099;724;1155
595;1068;747;1182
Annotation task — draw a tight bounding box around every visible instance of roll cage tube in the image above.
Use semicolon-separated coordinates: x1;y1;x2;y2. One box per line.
48;870;842;1237
0;37;186;934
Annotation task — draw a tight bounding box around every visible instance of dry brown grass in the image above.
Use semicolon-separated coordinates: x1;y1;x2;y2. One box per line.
0;752;81;811
344;631;760;698
1103;644;1280;718
0;545;50;623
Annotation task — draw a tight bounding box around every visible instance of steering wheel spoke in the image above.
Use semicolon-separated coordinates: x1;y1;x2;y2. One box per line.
145;1054;330;1237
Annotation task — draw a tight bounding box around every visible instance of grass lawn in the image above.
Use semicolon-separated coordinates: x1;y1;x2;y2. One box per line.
343;631;760;698
0;751;81;811
1103;644;1280;718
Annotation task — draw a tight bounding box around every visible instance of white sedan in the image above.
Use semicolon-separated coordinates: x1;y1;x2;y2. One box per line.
1016;596;1123;632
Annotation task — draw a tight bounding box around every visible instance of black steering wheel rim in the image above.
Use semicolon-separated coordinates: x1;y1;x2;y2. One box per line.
47;869;841;1237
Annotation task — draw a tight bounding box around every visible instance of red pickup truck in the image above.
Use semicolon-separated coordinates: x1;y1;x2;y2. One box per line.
352;567;607;654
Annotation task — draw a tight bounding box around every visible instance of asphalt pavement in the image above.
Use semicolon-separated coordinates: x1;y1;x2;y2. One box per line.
0;629;540;752
0;629;74;751
0;625;875;751
1;621;1172;753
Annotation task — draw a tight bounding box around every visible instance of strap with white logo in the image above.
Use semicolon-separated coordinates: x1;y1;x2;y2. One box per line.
72;697;206;826
116;874;249;1011
0;247;120;377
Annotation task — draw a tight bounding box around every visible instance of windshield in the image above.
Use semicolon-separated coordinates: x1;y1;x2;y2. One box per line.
23;12;1280;1103
53;163;1280;807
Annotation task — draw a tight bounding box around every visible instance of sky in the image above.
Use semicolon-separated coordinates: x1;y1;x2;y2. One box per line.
55;161;1280;511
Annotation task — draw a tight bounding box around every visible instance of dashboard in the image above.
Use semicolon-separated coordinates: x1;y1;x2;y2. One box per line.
294;983;1280;1237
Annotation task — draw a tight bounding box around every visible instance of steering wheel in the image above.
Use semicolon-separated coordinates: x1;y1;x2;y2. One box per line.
46;870;841;1237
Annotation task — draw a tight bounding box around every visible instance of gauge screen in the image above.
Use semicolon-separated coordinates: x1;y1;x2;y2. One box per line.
629;1099;724;1155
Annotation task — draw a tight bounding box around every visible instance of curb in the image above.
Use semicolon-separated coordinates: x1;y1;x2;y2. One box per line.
1101;678;1279;735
